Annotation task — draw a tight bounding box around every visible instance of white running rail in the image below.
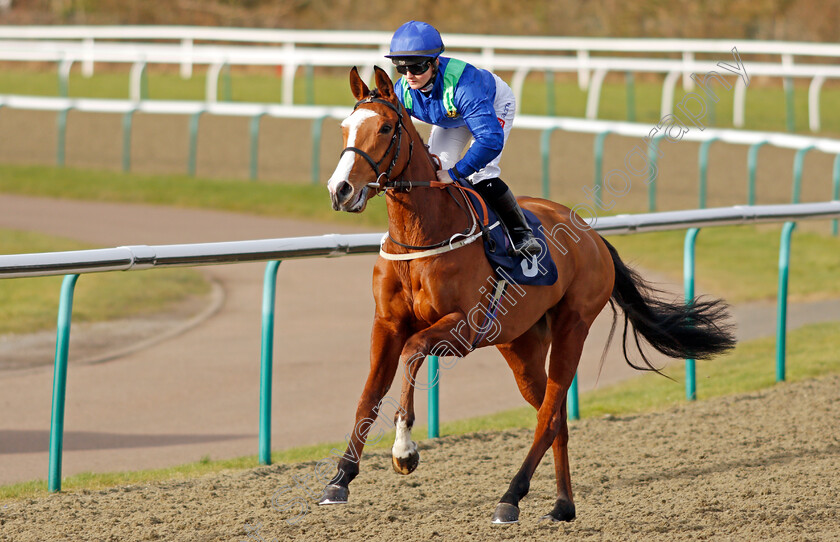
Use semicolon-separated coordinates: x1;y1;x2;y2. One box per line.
0;28;838;130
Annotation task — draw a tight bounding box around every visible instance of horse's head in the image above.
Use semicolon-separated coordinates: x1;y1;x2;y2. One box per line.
328;66;406;213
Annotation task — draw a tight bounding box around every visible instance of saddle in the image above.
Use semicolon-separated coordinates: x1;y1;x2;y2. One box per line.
457;179;558;287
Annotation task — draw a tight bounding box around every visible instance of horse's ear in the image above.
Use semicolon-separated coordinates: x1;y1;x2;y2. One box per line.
349;67;369;101
373;66;395;100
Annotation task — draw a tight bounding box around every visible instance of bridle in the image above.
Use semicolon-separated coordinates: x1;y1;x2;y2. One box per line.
340;90;413;189
341;90;492;255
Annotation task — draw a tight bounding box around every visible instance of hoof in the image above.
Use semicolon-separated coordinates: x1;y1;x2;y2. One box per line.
491;502;520;524
540;499;576;522
391;450;419;475
317;484;349;505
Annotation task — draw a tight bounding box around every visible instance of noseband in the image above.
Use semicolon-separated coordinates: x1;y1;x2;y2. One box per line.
340;90;413;187
341;91;491;255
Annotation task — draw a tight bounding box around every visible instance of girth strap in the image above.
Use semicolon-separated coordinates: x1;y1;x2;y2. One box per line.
471;279;508;348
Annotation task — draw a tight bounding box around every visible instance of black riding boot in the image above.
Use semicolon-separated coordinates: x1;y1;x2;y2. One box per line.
474;178;541;257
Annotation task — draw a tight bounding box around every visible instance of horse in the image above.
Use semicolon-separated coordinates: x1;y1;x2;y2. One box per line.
319;65;735;523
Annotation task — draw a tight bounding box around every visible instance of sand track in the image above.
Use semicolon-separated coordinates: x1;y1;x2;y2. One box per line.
3;374;838;541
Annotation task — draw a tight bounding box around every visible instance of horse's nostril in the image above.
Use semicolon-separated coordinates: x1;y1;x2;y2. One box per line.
337;181;353;201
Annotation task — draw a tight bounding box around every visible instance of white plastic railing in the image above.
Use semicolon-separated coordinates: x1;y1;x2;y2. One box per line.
3;26;840;60
3;94;840;154
0;31;837;130
3;93;840;215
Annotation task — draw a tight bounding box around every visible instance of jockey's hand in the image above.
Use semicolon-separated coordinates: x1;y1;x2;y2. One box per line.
436;169;454;184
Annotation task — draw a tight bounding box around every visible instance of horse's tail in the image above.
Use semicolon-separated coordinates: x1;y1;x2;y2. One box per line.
601;236;736;373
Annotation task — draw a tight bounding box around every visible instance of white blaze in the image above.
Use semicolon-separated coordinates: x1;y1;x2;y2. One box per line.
392;416;417;458
327;109;378;194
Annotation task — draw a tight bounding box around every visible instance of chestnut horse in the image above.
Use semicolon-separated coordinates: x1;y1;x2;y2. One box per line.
320;66;735;523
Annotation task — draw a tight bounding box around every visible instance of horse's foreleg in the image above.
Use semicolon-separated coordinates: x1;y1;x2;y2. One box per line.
492;314;587;524
391;313;467;475
319;317;407;505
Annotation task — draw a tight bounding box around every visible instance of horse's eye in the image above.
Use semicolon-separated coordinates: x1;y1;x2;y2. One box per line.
379;124;393;134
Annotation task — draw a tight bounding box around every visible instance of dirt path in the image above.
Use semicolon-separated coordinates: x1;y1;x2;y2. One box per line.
2;374;838;541
0;194;838;489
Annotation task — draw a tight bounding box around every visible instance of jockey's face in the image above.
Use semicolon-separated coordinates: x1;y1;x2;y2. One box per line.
403;59;437;90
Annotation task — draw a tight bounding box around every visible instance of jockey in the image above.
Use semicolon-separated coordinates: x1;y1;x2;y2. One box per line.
385;20;541;258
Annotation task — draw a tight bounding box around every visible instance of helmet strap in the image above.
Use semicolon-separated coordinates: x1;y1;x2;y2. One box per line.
419;60;438;94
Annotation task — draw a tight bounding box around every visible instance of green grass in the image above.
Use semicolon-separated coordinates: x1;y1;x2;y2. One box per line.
605;225;840;303
3;66;840;134
580;320;840;417
2;163;838;304
0;163;389;229
519;75;840;134
0;228;209;335
0;67;357;106
0;65;837;502
2;319;837;501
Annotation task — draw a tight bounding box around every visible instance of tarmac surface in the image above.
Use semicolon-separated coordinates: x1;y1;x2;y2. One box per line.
0;194;838;486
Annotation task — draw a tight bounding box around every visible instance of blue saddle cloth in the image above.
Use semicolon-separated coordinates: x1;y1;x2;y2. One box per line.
459;180;558;287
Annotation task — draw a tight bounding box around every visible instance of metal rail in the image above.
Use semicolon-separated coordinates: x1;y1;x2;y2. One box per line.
0;233;383;278
4;202;838;491
2;203;838;279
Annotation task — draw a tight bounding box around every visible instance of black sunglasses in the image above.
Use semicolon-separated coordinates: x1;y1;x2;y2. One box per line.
396;60;432;76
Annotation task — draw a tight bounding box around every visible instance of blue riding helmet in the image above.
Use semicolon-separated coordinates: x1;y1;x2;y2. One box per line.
385;20;445;65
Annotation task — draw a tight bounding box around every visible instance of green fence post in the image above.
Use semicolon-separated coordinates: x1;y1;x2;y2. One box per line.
311;115;329;185
625;71;636;122
567;374;580;421
48;274;80;493
833;154;840;236
647;135;664;212
121;108;137;172
540;127;561;200
785;77;795;133
222;63;232;102
546;70;555;116
259;261;282;465
792;145;815;204
56;107;72;167
249;112;267;181
427;356;440;438
593;130;611;195
140;63;148;101
746;141;768;206
776;222;796;382
697;138;718;209
683;228;700;401
708;96;716;127
305;64;315;105
187;110;204;177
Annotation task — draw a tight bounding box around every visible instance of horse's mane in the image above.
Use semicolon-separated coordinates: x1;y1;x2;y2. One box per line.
368;86;440;173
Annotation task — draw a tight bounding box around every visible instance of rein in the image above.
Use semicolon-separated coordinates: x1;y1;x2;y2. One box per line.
383;180;490;228
344;92;493;261
377;180;496;261
340;93;412;184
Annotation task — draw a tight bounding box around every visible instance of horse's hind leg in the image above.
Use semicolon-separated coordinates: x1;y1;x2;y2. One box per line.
492;306;588;524
496;314;551;411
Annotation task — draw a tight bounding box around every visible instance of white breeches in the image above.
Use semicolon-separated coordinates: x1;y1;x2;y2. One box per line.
427;73;515;185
